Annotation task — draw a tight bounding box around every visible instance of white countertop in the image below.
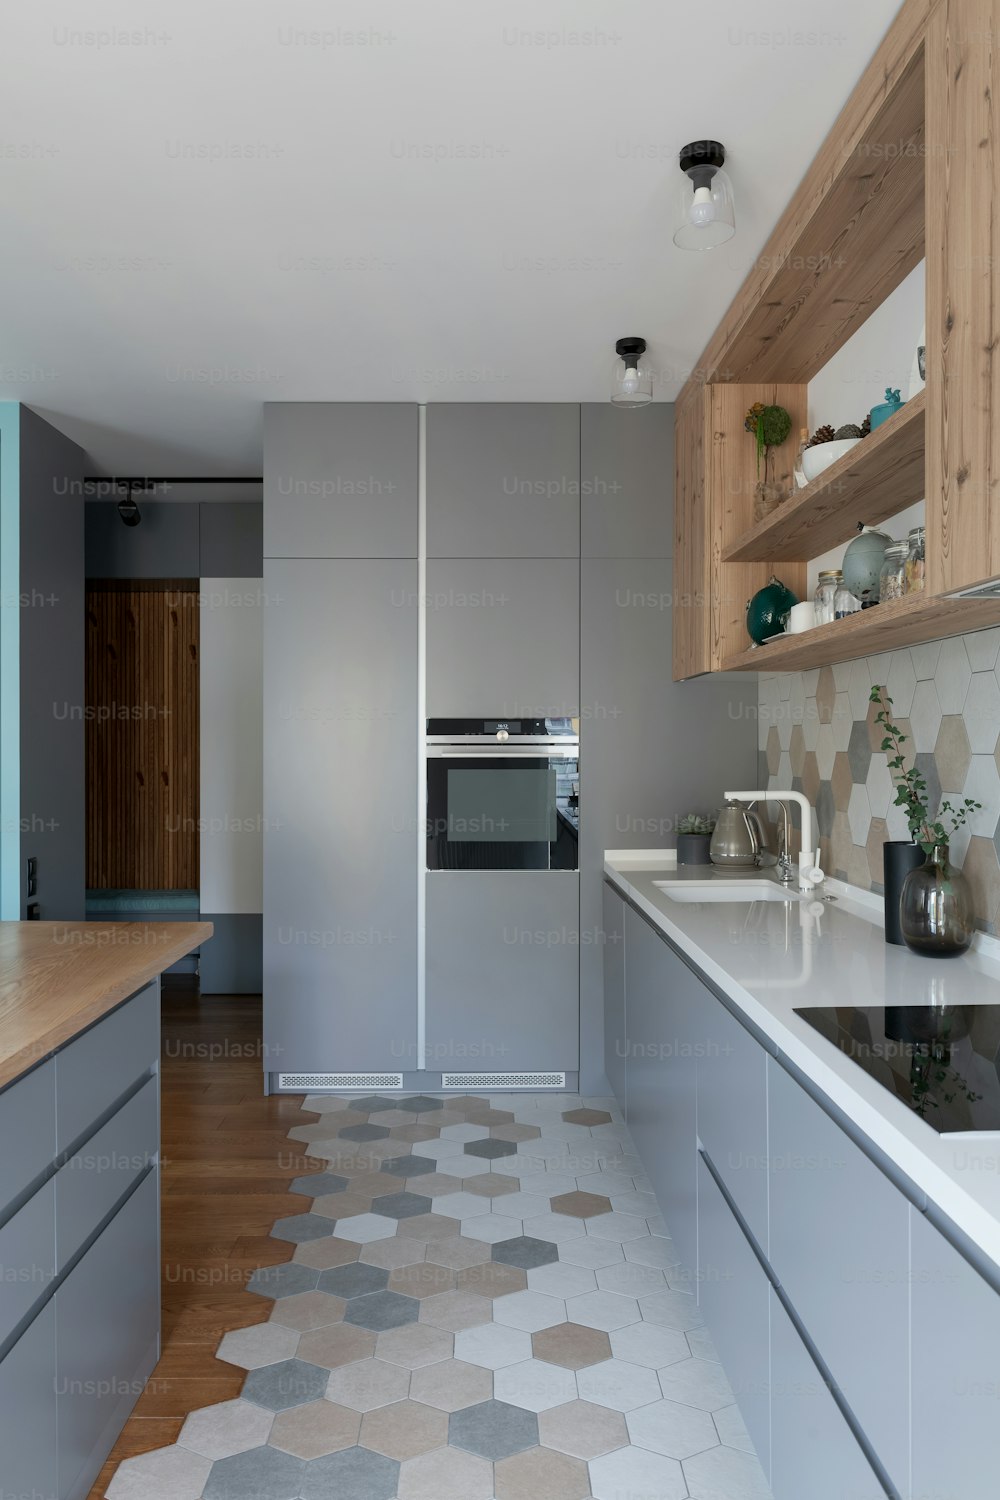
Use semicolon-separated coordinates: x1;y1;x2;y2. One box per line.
604;850;1000;1274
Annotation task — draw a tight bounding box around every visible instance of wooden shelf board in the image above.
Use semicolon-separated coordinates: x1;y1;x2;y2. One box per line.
723;391;926;563
720;592;1000;674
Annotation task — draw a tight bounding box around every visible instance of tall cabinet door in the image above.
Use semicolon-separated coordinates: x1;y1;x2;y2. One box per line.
263;558;418;1073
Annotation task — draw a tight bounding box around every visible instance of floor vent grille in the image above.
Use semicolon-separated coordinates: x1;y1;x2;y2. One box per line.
441;1071;566;1090
277;1072;404;1091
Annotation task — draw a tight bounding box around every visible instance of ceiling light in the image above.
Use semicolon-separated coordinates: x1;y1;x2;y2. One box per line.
117;481;142;527
673;140;735;250
611;337;652;408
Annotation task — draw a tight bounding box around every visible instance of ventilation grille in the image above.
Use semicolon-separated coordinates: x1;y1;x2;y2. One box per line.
441;1071;566;1090
277;1072;404;1091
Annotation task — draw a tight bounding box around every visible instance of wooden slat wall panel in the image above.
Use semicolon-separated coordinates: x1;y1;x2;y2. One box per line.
86;590;199;890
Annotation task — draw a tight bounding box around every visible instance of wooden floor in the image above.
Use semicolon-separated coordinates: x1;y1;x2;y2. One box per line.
87;989;315;1499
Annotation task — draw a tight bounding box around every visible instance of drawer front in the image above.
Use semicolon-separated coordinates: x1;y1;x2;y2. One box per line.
0;1059;56;1210
767;1060;908;1492
0;1179;56;1348
57;1168;159;1500
697;995;768;1249
56;1078;159;1272
0;1300;58;1500
770;1290;885;1500
55;982;158;1153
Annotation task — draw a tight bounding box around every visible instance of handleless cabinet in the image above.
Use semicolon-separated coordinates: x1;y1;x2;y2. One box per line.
602;883;626;1111
697;993;768;1251
425;558;579;719
426;404;580;558
0;1302;58;1500
263;403;418;558
581;403;673;558
263;558;418;1074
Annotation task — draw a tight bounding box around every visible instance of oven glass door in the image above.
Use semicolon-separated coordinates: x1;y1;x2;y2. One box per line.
426;754;579;871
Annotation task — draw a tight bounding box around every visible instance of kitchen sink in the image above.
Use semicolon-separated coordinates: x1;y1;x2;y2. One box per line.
653;878;803;904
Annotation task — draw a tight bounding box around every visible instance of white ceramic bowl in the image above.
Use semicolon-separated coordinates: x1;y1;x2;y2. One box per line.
801;437;861;483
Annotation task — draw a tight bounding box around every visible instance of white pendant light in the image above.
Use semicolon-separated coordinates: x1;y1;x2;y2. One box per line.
673;140;736;250
611;337;652;408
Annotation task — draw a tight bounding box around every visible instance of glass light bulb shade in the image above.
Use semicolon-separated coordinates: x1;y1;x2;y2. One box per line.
610;355;653;407
673;165;735;250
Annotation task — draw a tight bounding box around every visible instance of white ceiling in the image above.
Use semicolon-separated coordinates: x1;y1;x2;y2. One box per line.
2;0;901;474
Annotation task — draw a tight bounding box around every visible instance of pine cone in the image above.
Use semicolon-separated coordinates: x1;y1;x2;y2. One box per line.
834;423;863;440
859;413;871;438
806;424;836;448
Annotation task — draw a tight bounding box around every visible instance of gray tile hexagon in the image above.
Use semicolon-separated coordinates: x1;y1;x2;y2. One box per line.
492;1236;560;1270
464;1138;516;1159
338;1123;391;1142
289;1171;349;1197
370;1191;433;1220
300;1445;400;1500
449;1398;539;1459
270;1212;339;1243
241;1358;330;1412
202;1445;305;1500
246;1262;320;1300
317;1262;389;1299
343;1290;421;1331
380;1155;437;1178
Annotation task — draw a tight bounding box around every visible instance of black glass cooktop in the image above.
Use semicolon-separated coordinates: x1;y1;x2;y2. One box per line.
794;1005;1000;1133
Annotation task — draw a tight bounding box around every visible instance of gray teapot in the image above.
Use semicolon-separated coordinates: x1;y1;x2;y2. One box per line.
710;800;765;868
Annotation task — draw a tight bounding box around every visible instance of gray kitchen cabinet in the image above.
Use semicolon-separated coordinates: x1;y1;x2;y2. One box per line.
263;559;418;1075
697;1154;771;1479
55;1078;158;1271
425;872;580;1073
0;1178;55;1344
623;905;699;1270
0;1302;58;1500
767;1059;908;1494
697;993;769;1251
56;1170;159;1500
581;403;674;558
263;403;418;558
426;404;580;558
910;1206;1000;1500
602;883;626;1110
0;1056;55;1208
425;558;579;719
55;980;159;1152
769;1289;885;1500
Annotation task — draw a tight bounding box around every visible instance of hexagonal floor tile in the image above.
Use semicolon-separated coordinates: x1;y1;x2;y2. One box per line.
290;1171;349;1197
537;1398;628;1460
333;1213;399;1243
296;1322;376;1370
268;1289;345;1332
576;1358;664;1413
456;1261;528;1299
566;1290;640;1332
325;1357;411;1411
360;1234;427;1271
427;1234;493;1270
317;1261;389;1300
583;1211;648;1243
388;1261;456;1299
526;1262;597;1300
656;1356;735;1411
396;1443;494;1499
344;1289;421;1332
408;1358;493;1412
493;1357;577;1413
201;1444;304;1500
359;1399;449;1460
372;1190;434;1220
627;1396;720;1459
419;1287;493;1332
294;1236;361;1271
550;1189;612;1218
177;1400;273;1460
609;1321;689;1369
448;1398;538;1460
375;1321;453;1370
532;1321;611;1369
562;1107;612;1126
381;1154;437;1178
246;1261;320;1301
463;1172;519;1198
349;1095;403;1113
399;1212;462;1242
268;1399;360;1459
241;1358;330;1412
589;1444;687;1500
398;1095;445;1112
493;1289;566;1333
681;1441;772;1499
638;1288;703;1332
339;1123;391;1142
454;1321;533;1370
217;1322;300;1371
492;1236;559;1270
106;1445;211;1498
464;1137;516;1159
299;1444;400;1500
494;1444;591;1499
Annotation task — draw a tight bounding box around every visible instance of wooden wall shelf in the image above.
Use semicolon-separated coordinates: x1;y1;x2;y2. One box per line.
723;392;926;564
720;591;1000;674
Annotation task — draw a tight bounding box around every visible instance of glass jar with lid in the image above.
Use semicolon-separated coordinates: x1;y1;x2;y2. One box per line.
879;540;908;602
905;525;926;593
813;569;842;626
834;579;860;620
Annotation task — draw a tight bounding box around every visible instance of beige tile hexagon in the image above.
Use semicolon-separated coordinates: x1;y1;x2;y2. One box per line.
294;1236;361;1271
865;818;888;888
800;751;820;805
268;1399;360;1459
397;1443;494;1499
269;1291;345;1332
960;836;1000;932
325;1356;411;1411
359;1399;449;1460
375;1322;454;1370
408;1357;493;1411
830;810;853;878
538;1398;628;1460
937;715;974;789
494;1444;591;1500
831;751;853;814
297;1322;376;1370
789;723;806;777
765;725;781;776
418;1287;493;1332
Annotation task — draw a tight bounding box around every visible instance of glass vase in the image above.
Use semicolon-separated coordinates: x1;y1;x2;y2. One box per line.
899;845;974;957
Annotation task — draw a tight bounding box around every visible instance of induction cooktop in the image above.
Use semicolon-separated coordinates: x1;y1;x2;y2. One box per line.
793;1005;1000;1134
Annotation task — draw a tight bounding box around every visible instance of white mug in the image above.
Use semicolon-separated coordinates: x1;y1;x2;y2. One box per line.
785;601;816;634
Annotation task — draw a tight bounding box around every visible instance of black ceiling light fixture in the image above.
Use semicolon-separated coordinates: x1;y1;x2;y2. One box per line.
117;480;142;527
674;140;736;250
610;337;652;408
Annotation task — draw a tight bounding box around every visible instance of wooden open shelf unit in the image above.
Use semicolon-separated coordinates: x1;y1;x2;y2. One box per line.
672;0;1000;679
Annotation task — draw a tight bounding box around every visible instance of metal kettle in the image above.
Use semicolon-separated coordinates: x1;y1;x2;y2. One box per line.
710;799;766;868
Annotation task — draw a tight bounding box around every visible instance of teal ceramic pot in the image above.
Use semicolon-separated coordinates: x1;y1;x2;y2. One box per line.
746;575;798;645
869;387;904;430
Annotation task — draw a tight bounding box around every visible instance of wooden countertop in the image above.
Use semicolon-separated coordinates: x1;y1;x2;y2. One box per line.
0;921;212;1090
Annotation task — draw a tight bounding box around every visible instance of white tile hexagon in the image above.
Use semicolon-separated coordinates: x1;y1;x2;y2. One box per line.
886;651;918;718
576;1358;668;1414
566;1290;642;1332
216;1322;300;1370
526;1262;598;1299
333;1213;399;1243
961;755;1000;838
454;1321;534;1370
831;693;854;751
492;1289;567;1332
626;1396;720;1460
681;1439;773;1499
865;755;893;820
178;1399;274;1460
967;626;1000;672
934;637;973;715
106;1445;212;1499
462;1213;524;1244
493;1356;578;1413
609;1322;690;1370
964;672;1000;754
908;679;944;754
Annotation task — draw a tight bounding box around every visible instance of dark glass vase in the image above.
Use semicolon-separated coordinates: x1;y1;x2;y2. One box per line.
900;844;974;957
883;840;925;945
677;832;712;866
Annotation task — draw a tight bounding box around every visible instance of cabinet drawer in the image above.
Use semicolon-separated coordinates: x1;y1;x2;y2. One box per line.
0;1179;55;1348
0;1059;56;1210
770;1290;885;1500
56;1077;158;1272
56;1169;159;1500
697;995;768;1249
55;982;158;1153
767;1060;908;1493
696;1155;771;1478
0;1300;58;1500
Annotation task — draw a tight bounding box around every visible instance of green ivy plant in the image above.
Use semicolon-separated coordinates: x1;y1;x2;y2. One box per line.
744;402;792;480
870;684;981;856
677;813;716;835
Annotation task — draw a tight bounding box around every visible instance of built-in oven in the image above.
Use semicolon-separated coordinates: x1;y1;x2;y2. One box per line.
426;718;579;871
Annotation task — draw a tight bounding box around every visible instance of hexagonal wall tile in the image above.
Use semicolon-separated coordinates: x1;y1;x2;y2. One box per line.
847;719;873;784
938;715;973;788
935;637;973;715
847;783;872;846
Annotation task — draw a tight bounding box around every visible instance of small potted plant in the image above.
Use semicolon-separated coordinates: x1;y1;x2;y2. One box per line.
871;685;980;954
676;813;716;866
745;402;792;521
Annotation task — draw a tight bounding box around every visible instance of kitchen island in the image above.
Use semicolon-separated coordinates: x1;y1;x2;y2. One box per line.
0;920;210;1500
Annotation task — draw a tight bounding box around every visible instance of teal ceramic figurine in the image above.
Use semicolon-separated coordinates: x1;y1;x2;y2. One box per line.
868;388;904;431
746;576;798;645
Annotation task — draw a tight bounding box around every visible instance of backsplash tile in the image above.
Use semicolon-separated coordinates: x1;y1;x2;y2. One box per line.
758;627;1000;933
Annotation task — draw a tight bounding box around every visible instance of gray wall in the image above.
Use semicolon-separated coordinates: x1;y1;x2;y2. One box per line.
19;407;86;919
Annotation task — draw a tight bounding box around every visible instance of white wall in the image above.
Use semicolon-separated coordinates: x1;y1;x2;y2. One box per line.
199;579;263;913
